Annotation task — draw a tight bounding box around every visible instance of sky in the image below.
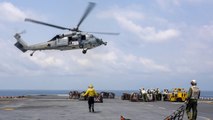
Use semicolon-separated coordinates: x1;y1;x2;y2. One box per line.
0;0;213;91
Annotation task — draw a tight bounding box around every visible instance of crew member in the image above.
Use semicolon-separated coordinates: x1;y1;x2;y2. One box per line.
162;89;169;101
83;84;98;112
140;88;147;102
186;80;200;120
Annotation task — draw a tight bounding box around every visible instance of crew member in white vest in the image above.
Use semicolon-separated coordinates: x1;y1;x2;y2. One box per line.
186;80;200;120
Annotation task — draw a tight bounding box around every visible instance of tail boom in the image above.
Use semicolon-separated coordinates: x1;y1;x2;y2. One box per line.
14;33;28;52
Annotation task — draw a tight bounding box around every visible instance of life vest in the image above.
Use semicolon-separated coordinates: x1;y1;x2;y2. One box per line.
191;86;200;100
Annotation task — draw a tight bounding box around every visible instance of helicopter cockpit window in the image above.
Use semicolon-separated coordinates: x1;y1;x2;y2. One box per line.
81;35;86;40
68;37;72;41
86;34;93;38
68;37;72;44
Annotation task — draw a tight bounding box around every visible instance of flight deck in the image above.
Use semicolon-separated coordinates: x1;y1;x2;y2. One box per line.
0;95;212;120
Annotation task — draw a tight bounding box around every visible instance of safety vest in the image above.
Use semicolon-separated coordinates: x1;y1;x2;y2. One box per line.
141;90;147;94
191;86;200;100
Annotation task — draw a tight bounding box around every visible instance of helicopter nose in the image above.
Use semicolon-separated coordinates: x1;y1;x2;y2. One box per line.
96;38;106;45
100;39;107;45
103;41;107;45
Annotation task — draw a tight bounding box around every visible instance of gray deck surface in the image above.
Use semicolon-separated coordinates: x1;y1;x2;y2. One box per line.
0;96;212;120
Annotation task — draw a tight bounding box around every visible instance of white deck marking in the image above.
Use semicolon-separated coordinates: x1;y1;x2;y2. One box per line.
198;116;211;120
158;107;166;110
146;104;154;107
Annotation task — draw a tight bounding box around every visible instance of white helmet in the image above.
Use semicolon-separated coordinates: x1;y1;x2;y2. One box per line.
191;79;197;85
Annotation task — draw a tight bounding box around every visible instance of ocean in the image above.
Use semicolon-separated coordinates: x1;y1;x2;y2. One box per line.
0;90;212;98
0;90;136;97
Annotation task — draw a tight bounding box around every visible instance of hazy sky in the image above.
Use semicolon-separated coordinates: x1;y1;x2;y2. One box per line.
0;0;213;90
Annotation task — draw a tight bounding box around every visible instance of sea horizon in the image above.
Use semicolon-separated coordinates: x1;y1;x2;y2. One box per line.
0;89;213;98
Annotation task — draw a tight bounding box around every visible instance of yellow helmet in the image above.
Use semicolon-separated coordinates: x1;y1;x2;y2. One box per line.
89;84;93;88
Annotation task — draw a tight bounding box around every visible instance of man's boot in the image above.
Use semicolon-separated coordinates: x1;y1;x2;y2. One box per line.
89;106;91;112
92;104;94;112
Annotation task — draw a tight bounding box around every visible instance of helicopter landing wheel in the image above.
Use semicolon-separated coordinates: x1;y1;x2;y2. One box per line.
82;50;87;54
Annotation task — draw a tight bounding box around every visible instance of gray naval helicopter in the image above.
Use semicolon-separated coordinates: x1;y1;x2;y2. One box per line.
14;2;119;56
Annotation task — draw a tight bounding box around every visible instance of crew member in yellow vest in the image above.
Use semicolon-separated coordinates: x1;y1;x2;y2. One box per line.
186;80;200;120
83;84;98;112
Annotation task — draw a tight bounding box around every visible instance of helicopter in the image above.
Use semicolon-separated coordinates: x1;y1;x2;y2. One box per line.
14;2;119;56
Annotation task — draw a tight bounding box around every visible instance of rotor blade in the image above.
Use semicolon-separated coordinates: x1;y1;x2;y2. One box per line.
85;31;120;35
25;18;71;31
76;2;96;30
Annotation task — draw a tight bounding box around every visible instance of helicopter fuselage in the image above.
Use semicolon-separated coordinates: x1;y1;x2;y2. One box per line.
30;33;104;50
14;32;107;55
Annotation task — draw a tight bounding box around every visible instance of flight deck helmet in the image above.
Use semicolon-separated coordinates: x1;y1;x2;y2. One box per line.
191;80;197;86
88;84;94;88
